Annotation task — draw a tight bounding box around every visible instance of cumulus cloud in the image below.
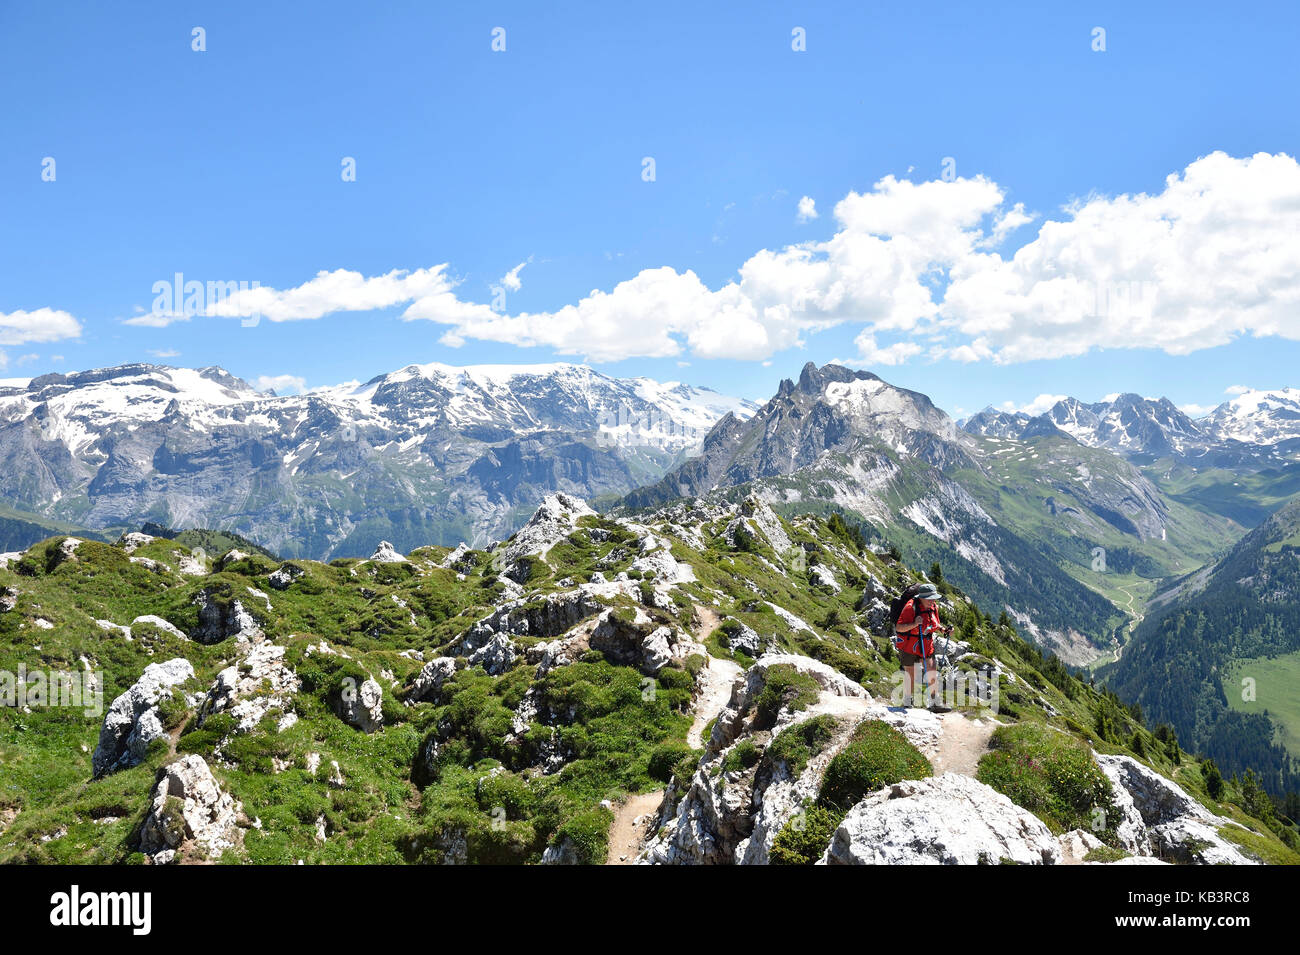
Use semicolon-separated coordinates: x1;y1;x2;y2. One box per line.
1224;384;1250;395
254;374;306;395
0;308;82;346
796;195;818;222
938;151;1300;363
998;393;1068;416
106;151;1300;368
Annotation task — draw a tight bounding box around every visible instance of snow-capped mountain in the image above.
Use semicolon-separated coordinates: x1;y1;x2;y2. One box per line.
621;363;1209;665
964;392;1296;467
1202;388;1300;448
966;395;1211;458
0;361;758;558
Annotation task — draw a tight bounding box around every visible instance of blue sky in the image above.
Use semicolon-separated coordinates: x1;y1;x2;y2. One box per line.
2;1;1299;421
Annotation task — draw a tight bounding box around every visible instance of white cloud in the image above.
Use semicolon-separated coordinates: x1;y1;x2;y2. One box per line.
796;196;818;222
147;348;180;358
1224;384;1250;395
853;334;924;366
209;267;452;323
500;260;528;292
101;151;1300;368
254;374;306;395
123;311;188;328
1179;403;1215;416
0;308;82;346
14;353;40;366
997;393;1068;416
938;151;1300;363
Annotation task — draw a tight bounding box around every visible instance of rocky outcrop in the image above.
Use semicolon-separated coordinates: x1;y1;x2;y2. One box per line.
821;773;1062;865
717;619;761;657
438;542;473;571
460;589;606;653
139;755;242;862
406;657;459;703
495;493;595;580
809;564;840;592
117;532;156;553
1096;754;1257;864
468;634;517;675
710;653;869;753
645;653;878;865
267;562;306;590
369;541;408;564
197;641;300;733
337;678;384;733
130;615;188;640
588;607;685;676
92;658;195;777
724;497;793;556
191;589;264;644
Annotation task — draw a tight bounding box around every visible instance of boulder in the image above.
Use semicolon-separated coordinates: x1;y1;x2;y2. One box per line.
139;755;242;860
718;620;762;657
820;773;1062;865
405;657;459;703
191;589;264;644
1058;828;1105;863
197;642;300;733
1095;754;1257;864
338;678;384;733
368;541;408;564
468;634;517;675
130;615;188;641
117;532;156;554
267;563;306;590
93;658;195;777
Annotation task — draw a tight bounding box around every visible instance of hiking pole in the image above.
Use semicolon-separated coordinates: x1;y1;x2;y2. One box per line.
919;620;929;709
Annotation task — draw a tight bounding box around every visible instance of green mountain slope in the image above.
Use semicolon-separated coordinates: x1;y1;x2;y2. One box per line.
1105;496;1300;796
0;496;1292;864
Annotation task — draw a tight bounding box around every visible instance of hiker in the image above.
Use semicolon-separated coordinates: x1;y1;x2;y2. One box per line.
893;583;952;708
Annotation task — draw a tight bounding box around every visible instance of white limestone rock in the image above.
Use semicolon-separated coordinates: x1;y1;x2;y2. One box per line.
93;658;195;777
139;755;242;860
820;773;1062;865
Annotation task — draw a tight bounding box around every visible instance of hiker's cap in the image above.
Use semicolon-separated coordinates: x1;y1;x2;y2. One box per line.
914;584;940;600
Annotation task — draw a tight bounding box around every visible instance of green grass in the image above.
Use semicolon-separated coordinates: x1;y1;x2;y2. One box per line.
976;723;1123;845
1217;823;1300;865
818;719;932;812
1223;650;1300;759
